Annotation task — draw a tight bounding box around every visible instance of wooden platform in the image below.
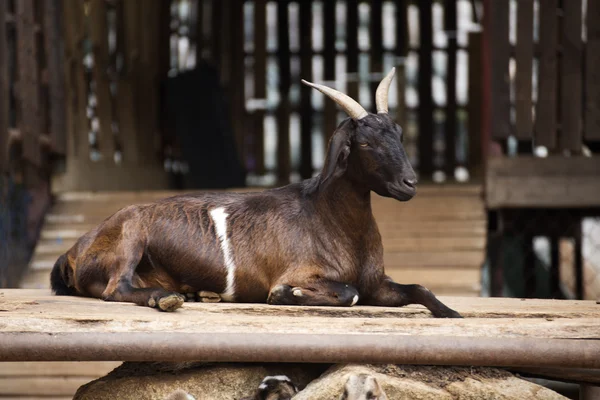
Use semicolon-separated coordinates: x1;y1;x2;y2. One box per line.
5;186;486;399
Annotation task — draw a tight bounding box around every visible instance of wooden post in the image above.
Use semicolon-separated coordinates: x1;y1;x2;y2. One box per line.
323;0;336;140
43;0;66;156
444;0;457;176
560;0;583;152
253;0;266;175
585;0;600;141
488;0;510;141
16;0;41;167
276;0;291;184
89;0;115;159
468;31;483;178
299;0;313;179
515;0;533;141
418;0;434;177
370;0;383;97
534;0;557;150
395;0;407;126
230;0;246;166
346;0;359;102
0;1;8;171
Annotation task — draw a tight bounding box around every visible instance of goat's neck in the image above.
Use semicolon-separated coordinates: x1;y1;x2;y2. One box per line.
316;177;373;230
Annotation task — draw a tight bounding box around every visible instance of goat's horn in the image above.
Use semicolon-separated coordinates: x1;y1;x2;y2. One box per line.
375;67;396;114
301;80;368;120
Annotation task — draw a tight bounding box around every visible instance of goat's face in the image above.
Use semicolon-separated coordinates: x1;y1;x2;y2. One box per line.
304;68;416;201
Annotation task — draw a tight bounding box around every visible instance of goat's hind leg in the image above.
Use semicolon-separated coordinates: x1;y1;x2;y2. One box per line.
106;281;185;312
367;278;462;318
268;280;359;307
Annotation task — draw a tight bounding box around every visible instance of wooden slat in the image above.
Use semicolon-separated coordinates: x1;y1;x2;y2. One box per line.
560;0;583;151
0;377;91;396
346;0;359;101
394;0;407;126
444;0;458;173
16;0;41;166
369;0;383;96
418;0;434;175
486;156;600;208
585;0;600;141
386;267;480;291
385;251;483;268
489;0;511;139
0;0;7;171
534;0;557;149
89;0;114;158
299;0;313;179
468;31;483;174
230;0;246;165
323;0;336;140
43;0;67;155
515;0;533;140
253;0;266;175
383;236;485;252
276;0;291;184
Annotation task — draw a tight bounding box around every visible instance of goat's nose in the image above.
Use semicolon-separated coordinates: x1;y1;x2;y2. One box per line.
403;178;417;189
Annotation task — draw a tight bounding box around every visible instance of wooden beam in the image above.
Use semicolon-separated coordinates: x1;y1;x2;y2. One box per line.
560;0;583;151
0;0;8;171
299;0;313;179
486;156;600;208
468;31;483;175
534;0;558;149
515;0;533;140
394;0;407;126
230;0;246;167
346;0;359;102
369;0;383;97
43;0;67;156
488;0;511;140
585;0;600;141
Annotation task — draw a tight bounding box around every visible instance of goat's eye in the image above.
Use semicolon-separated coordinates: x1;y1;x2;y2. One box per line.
359;142;369;148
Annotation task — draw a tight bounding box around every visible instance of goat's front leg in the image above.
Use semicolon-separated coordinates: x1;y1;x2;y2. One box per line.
268;280;360;307
366;277;462;318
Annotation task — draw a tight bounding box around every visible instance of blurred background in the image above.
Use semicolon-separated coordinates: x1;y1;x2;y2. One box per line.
0;0;599;300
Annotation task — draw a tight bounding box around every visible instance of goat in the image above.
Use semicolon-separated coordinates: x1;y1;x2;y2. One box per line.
50;68;461;318
241;375;298;400
340;374;387;400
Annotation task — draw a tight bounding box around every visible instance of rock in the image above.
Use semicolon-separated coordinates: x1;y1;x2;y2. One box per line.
74;362;326;400
293;364;568;400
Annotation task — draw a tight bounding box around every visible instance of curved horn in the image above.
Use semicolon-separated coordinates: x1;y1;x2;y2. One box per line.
375;67;396;114
301;80;368;120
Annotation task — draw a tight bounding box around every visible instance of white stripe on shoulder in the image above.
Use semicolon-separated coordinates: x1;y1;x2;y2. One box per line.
209;207;236;301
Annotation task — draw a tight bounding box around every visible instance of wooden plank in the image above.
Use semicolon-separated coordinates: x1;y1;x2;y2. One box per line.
43;0;67;155
369;0;384;97
0;0;7;171
383;236;485;252
384;251;483;268
0;376;91;396
253;0;266;175
486;156;600;208
488;0;511;139
534;0;557;149
346;0;359;101
276;0;291;184
418;0;434;175
0;361;120;376
585;0;600;141
468;31;483;174
230;1;246;166
386;267;480;291
323;0;336;140
16;0;41;166
395;0;407;125
515;0;533;140
299;0;313;179
560;0;583;151
89;0;114;159
445;0;458;174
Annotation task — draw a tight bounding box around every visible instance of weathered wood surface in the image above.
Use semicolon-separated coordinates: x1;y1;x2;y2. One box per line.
486;157;600;208
0;290;599;367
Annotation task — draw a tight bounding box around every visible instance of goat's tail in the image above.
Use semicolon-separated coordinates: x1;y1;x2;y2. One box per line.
50;253;76;295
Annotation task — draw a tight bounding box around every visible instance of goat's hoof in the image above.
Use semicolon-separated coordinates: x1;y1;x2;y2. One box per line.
267;284;293;305
197;291;221;303
157;293;185;312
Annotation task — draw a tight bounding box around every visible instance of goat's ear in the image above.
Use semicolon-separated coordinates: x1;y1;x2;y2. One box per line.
319;124;352;189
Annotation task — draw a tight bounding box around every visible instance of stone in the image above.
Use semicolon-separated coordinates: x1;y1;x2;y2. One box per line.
73;362;325;400
293;364;568;400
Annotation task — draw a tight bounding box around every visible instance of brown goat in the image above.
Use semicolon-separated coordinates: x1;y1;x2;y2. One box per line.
50;69;461;318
